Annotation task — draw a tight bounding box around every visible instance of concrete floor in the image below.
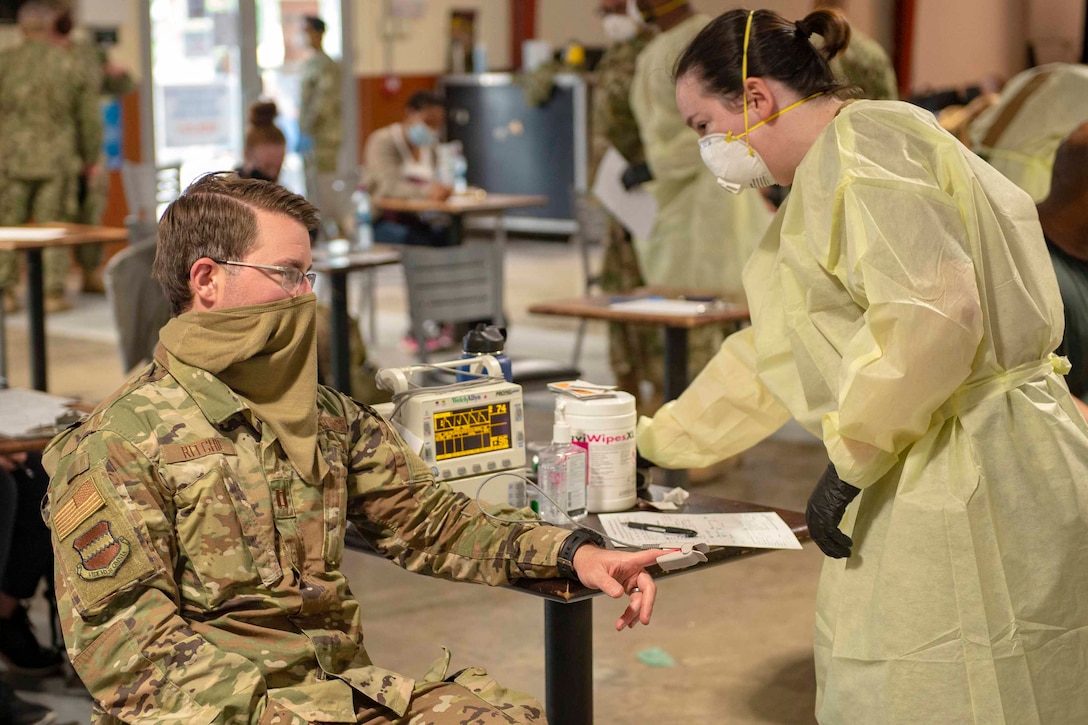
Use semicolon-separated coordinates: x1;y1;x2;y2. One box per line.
2;236;829;724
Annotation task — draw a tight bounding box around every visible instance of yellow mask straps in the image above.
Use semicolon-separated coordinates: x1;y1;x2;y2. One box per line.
728;9;823;154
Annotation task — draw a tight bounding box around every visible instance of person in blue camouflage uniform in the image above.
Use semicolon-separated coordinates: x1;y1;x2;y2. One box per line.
0;1;101;314
44;173;663;724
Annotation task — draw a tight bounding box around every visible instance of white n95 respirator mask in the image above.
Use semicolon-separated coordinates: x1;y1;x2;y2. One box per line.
698;133;776;194
602;13;640;42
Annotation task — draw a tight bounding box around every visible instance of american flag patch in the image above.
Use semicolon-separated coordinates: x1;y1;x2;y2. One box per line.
53;478;105;541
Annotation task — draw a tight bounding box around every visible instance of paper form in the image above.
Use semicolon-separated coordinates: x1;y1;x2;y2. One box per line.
0;388;78;438
592;146;657;240
0;228;66;242
598;511;803;550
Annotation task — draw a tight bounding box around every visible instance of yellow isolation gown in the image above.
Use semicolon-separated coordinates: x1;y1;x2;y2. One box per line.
639;99;1088;724
969;63;1088;202
628;13;772;294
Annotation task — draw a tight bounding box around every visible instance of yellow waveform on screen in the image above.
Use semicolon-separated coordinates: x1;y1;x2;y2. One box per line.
433;403;511;461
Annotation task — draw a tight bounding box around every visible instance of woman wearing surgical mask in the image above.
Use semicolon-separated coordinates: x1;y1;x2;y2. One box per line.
364;90;452;206
639;7;1088;723
237;101;286;183
364;90;456;352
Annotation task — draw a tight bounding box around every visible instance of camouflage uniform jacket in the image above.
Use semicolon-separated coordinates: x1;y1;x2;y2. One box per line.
830;29;899;101
0;38;101;181
43;347;571;724
300;49;343;173
590;27;655;172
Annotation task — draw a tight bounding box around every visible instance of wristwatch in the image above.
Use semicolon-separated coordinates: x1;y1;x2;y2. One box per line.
556;528;607;582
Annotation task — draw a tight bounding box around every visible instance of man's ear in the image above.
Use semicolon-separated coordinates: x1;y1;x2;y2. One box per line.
743;77;777;121
189;257;220;310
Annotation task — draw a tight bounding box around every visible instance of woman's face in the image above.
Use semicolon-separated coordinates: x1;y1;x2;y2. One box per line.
245;141;285;183
675;73;792;185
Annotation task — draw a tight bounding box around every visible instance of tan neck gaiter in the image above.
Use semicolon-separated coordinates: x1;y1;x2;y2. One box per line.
160;293;328;485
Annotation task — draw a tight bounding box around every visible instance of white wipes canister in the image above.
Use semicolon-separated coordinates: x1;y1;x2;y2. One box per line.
558;392;637;512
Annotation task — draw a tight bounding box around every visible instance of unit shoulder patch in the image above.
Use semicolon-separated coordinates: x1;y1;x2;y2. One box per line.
73;520;130;580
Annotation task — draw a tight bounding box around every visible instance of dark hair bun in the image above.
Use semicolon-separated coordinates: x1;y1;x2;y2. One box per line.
248;101;279;128
799;8;851;61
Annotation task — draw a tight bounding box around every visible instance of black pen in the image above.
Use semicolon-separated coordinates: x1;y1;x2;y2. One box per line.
627;521;698;537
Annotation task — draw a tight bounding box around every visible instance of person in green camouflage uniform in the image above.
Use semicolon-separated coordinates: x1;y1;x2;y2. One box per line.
0;1;101;312
43;173;663;724
816;1;898;101
300;15;347;238
591;2;663;413
54;6;135;294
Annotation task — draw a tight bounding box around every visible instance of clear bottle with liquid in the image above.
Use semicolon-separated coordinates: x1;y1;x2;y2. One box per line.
451;143;468;195
352;186;373;250
536;420;587;525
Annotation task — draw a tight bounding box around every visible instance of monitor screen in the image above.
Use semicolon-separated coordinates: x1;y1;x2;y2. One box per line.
433;402;512;461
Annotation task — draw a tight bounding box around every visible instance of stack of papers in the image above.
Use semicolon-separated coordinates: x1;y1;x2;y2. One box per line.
607;298;736;316
0;388;78;438
598;511;802;550
547;380;617;400
0;227;66;242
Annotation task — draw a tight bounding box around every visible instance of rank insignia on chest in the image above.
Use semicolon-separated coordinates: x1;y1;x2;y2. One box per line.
73;520;130;580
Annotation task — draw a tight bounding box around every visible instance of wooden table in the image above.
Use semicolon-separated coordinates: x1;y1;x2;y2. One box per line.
0;396;92;456
310;244;402;394
373;193;546;251
0;224;128;391
346;486;807;725
528;290;751;485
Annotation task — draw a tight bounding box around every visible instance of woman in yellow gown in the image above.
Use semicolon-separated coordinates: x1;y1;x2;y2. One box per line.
639;7;1088;723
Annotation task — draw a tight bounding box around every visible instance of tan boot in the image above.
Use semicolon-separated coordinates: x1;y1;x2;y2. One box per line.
81;267;106;295
44;292;72;314
2;288;20;314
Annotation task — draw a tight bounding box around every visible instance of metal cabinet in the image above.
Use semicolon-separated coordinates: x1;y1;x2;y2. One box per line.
441;73;587;234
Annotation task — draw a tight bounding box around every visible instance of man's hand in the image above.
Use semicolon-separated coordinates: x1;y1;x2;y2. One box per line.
571;546;666;630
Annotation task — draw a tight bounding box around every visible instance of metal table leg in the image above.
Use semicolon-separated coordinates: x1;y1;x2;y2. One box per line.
545;599;593;725
27;249;47;391
449;214;464;246
493;211;507;328
0;296;8;389
329;272;351;394
662;327;689;488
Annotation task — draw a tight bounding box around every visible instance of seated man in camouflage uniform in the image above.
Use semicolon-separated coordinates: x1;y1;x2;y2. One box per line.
43;173;663;724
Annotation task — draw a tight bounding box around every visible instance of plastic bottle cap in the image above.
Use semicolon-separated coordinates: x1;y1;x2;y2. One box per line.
462;323;505;354
552;420;571;443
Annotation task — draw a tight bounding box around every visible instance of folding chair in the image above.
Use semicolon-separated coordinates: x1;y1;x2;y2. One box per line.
399;243;581;385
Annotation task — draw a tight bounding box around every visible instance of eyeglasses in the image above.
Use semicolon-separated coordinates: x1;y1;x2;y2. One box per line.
212;259;317;294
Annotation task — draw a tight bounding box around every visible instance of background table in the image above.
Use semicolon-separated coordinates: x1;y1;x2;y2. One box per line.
311;245;402;393
529;290;751;486
0;224;128;391
373;193;546;251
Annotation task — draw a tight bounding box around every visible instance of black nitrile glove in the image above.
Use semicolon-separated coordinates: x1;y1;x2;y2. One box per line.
806;463;861;559
621;161;653;190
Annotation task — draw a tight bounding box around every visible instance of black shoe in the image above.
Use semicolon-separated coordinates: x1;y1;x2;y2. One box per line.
0;605;63;676
0;682;58;725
